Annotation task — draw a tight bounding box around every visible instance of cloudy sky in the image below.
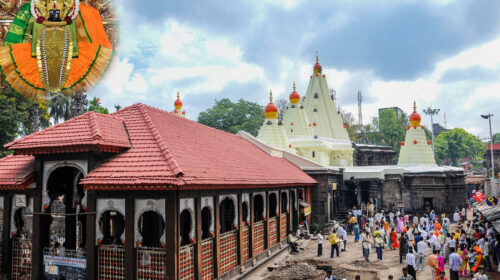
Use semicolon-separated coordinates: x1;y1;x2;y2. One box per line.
90;0;500;139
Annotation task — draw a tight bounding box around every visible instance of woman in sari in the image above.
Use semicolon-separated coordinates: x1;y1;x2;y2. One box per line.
399;233;408;264
458;244;469;277
390;228;399;250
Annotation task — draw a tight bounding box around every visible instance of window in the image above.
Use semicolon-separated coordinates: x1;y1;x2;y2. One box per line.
312;151;316;158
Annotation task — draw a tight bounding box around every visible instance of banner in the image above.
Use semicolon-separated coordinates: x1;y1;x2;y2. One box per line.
44;255;86;280
473;190;486;203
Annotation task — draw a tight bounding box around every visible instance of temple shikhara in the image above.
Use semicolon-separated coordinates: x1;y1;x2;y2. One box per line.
0;54;467;279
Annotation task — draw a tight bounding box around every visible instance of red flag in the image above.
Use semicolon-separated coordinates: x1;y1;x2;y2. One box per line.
473;191;486;203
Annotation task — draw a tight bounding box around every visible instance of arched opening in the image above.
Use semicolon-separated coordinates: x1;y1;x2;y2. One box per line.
98;210;125;245
254;195;264;222
219;198;235;233
42;166;86;250
241;202;248;224
201;207;212;239
180;210;192;246
269;193;277;217
138;211;165;247
281;192;288;214
13;208;25;236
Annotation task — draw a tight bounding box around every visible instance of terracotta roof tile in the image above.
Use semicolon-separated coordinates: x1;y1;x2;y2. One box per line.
82;103;316;188
0;155;35;189
5;111;131;154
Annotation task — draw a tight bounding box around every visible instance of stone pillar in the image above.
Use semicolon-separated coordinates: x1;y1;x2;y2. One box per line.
85;192;97;280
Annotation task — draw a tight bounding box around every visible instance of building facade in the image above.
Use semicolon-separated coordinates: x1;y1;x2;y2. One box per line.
0;103;316;279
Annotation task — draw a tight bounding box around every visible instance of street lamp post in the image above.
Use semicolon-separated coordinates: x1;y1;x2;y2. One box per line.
423;107;440;154
481;114;495;179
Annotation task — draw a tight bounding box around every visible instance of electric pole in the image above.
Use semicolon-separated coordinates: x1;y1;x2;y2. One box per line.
423;106;440;154
481;114;495;180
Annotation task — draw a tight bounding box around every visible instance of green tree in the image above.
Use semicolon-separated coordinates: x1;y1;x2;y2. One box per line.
275;96;288;122
87;97;109;114
493;133;500;144
434;128;486;166
377;109;409;157
339;107;357;142
198;98;264;136
0;91;49;157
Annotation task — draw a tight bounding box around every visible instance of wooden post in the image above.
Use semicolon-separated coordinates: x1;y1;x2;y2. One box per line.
125;195;136;279
86;191;97;280
293;189;299;232
214;195;221;279
288;189;293;234
278;191;282;243
165;192;179;280
195;197;202;280
31;191;42;279
249;193;254;259
1;194;11;275
236;193;243;266
264;191;269;251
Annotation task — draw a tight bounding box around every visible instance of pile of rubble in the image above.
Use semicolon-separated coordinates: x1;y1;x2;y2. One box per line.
266;262;322;280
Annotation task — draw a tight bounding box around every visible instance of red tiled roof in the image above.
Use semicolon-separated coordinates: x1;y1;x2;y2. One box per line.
0;155;35;189
82;103;316;189
487;143;500;151
5;111;131;154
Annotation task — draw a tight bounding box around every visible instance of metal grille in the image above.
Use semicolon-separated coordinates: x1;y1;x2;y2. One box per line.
268;217;278;247
179;244;194;280
12;239;31;280
219;230;237;275
253;221;265;256
201;238;214;280
241;225;250;262
137;247;166;280
280;214;288;241
98;245;125;280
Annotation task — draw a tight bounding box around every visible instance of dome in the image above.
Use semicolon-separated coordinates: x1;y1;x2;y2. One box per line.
174;91;183;110
409;101;421;127
313;56;322;73
265;91;278;119
289;82;300;104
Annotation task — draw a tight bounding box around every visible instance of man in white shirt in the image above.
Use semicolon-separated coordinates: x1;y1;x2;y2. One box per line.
429;233;438;251
337;226;348;252
361;231;371;262
405;247;417;280
453;211;461;226
317;232;323;256
416;238;427;271
389;211;395;227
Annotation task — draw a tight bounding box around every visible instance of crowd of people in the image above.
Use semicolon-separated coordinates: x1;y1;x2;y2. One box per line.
318;205;499;280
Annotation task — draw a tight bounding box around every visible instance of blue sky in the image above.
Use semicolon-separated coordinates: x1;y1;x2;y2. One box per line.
90;0;500;139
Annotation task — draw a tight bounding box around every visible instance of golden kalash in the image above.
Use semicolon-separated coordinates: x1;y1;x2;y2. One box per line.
0;0;113;99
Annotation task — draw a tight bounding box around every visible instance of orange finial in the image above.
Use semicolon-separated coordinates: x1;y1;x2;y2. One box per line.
174;91;183;110
265;90;278;119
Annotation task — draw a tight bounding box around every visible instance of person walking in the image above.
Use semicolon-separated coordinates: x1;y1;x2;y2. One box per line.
399;233;408;264
375;232;384;261
354;223;360;242
337;225;348;252
391;228;400;250
405;247;417;280
361;230;371;262
434;271;448;280
324;270;337;280
416;237;427;271
328;231;339;258
428;250;439;279
317;232;323;257
448;247;462;280
453;211;461;227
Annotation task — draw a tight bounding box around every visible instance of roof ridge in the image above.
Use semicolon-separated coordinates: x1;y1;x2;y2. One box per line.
88;111;103;141
136;104;184;177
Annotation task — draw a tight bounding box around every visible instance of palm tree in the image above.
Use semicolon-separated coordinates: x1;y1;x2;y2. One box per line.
48;93;72;124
